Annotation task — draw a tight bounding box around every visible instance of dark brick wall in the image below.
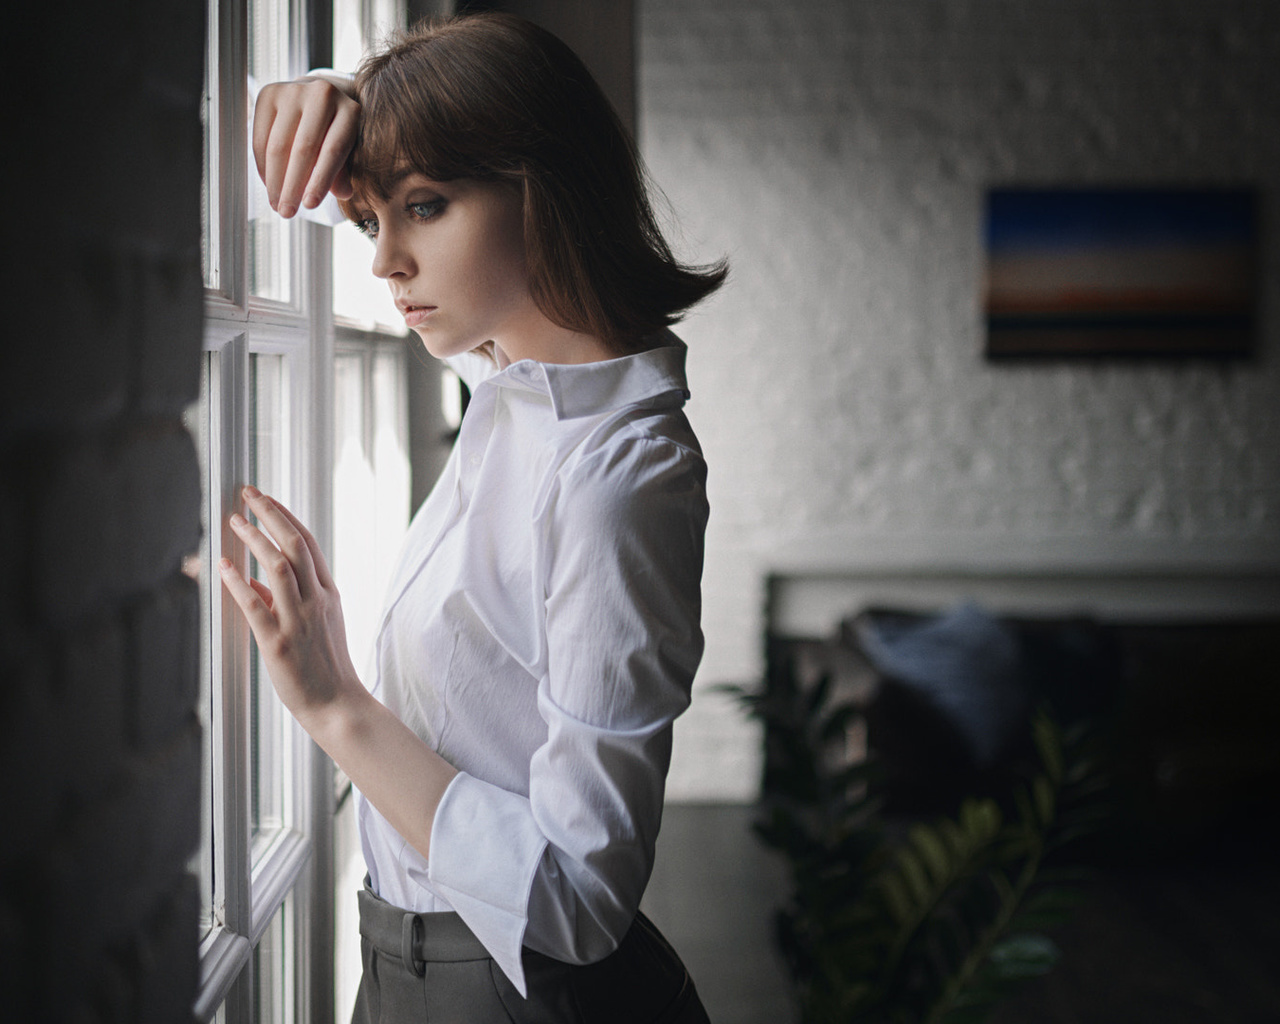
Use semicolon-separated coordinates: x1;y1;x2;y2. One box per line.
2;3;206;1021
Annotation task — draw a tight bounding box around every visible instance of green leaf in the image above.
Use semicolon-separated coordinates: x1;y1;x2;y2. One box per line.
986;866;1014;903
987;933;1060;979
1033;713;1063;784
1033;775;1055;825
880;872;913;926
961;798;1002;842
897;846;931;905
938;818;969;858
910;823;952;884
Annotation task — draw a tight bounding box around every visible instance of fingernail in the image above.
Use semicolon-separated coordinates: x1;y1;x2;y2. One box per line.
279;201;297;218
230;513;247;527
218;557;233;573
244;485;261;499
303;191;320;208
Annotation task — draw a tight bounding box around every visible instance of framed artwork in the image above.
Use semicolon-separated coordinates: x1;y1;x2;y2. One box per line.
984;188;1257;358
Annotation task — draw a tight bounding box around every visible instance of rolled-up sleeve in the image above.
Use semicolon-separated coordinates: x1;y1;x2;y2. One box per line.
425;432;708;994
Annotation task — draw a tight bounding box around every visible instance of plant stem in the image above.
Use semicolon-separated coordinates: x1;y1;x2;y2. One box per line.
922;841;1044;1024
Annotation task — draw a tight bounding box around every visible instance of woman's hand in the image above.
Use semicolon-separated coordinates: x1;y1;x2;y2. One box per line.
219;485;359;723
220;485;458;862
253;77;360;218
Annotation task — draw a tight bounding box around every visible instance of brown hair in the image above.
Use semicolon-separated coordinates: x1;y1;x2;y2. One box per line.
341;12;726;352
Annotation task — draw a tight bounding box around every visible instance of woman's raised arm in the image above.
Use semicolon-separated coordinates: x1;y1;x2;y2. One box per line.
252;74;360;218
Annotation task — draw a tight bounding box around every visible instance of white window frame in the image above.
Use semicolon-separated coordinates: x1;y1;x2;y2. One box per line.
195;0;335;1019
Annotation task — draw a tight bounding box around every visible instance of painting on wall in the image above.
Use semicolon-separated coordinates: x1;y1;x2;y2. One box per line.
983;188;1257;358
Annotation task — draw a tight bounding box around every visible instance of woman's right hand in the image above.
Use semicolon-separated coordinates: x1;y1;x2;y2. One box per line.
253;77;360;218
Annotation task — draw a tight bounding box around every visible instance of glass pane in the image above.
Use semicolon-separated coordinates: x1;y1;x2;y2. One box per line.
249;353;293;840
372;348;411;585
183;354;215;933
333;792;364;1023
333;0;364;72
332;352;377;669
253;893;297;1023
333;221;402;329
332;346;411;675
332;0;407;331
370;0;403;45
248;0;293;302
334;0;404;72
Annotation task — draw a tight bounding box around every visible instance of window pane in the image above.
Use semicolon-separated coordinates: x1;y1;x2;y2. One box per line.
332;0;406;330
333;222;401;329
332;352;376;668
334;789;363;1021
253;892;297;1023
249;352;293;840
248;0;293;302
372;348;411;584
332;346;411;674
333;0;364;72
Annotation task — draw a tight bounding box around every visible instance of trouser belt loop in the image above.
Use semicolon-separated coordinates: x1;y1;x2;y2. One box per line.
401;912;427;977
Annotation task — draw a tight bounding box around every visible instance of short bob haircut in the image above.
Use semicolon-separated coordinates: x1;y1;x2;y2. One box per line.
341;12;726;352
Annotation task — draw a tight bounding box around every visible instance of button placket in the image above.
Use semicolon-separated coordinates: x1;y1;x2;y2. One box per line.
455;384;497;508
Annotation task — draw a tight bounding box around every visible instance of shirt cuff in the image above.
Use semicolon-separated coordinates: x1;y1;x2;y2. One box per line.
426;771;548;997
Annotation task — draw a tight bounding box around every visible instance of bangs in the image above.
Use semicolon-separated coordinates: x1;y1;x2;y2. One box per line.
340;31;518;219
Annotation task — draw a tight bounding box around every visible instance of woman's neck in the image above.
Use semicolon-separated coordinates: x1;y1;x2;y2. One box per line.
491;317;615;367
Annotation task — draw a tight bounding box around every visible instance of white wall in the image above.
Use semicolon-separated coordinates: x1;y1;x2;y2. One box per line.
640;0;1280;800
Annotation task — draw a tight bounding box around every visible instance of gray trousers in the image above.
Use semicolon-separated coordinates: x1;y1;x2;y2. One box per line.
353;884;712;1024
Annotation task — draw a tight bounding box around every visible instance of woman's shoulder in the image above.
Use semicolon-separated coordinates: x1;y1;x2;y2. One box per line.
551;414;707;530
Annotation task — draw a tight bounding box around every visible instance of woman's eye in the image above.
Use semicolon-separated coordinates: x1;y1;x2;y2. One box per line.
354;217;379;238
409;200;445;221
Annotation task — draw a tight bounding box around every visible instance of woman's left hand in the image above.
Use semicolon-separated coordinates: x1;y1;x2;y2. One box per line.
219;485;360;722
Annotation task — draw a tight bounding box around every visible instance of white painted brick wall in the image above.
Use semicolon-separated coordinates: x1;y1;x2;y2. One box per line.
641;0;1280;800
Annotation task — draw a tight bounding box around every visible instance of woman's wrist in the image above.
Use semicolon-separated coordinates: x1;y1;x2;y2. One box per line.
299;680;457;861
296;675;375;755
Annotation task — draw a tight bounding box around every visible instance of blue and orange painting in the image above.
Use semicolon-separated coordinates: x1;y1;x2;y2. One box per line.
984;188;1256;357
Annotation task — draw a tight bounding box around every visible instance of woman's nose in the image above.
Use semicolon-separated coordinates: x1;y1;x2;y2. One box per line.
370;225;412;280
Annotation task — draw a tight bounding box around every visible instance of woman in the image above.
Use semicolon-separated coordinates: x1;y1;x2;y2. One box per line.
221;12;725;1024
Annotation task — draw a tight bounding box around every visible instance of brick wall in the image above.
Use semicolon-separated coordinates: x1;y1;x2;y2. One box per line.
2;4;206;1020
639;0;1280;799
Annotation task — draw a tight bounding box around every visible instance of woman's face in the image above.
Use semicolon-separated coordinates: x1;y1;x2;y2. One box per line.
352;174;535;361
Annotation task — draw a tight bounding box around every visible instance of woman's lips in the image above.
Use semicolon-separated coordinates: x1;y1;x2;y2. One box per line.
403;305;437;328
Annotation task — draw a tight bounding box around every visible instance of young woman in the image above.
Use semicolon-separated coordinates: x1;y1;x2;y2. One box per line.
221;12;725;1023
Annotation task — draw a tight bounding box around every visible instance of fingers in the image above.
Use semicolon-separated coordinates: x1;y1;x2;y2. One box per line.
229;509;305;611
235;486;321;598
218;557;279;638
264;494;337;590
248;576;275;610
254;79;359;218
301;99;360;208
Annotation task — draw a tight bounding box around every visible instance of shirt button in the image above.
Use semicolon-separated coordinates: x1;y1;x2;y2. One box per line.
469;454;482;467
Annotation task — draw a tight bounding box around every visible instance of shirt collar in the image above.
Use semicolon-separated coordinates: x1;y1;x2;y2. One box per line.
488;330;691;421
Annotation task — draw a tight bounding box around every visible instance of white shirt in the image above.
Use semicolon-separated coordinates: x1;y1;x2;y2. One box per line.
356;332;708;996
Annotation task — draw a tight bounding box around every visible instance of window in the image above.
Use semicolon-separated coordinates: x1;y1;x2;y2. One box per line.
191;0;415;1021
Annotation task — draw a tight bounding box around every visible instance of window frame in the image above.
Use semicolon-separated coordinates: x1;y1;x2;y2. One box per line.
195;0;333;1019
